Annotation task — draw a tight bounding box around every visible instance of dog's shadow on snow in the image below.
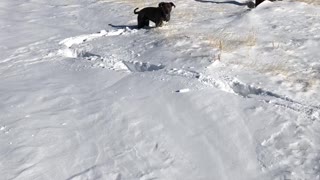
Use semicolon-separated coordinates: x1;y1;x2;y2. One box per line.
108;23;156;30
108;23;138;29
194;0;252;6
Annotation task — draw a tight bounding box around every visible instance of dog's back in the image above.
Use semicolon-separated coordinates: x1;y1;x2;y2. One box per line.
134;7;163;22
134;7;160;15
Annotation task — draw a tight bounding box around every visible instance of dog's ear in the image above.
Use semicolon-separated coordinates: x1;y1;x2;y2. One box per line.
170;2;176;8
158;2;165;7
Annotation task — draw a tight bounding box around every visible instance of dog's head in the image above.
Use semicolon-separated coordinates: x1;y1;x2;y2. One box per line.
159;2;176;22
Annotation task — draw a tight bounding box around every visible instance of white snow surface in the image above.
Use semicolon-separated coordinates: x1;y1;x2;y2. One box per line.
1;0;320;179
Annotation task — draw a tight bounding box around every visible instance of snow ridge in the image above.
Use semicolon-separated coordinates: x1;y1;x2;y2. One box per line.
57;28;167;72
59;28;137;48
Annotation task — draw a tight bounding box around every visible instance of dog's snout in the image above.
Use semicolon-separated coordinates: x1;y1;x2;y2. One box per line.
165;14;170;21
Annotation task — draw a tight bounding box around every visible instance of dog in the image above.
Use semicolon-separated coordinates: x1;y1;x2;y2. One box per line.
134;2;176;29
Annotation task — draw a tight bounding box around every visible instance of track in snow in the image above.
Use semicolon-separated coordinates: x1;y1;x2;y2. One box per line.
56;24;320;179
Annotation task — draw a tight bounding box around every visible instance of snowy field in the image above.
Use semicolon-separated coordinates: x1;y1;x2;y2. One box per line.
1;0;320;179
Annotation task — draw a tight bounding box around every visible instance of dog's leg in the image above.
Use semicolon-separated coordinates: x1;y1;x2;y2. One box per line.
155;20;163;27
255;0;265;6
137;14;145;29
144;19;149;27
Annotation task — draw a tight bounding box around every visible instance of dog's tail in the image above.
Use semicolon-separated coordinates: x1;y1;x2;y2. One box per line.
134;8;139;14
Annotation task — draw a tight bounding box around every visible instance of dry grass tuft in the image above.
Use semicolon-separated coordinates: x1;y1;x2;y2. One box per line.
205;29;257;52
200;29;257;61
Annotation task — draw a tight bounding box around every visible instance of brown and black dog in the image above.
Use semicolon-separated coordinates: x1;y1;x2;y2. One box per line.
134;2;176;29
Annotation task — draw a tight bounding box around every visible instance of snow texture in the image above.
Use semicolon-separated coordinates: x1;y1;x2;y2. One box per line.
1;0;320;180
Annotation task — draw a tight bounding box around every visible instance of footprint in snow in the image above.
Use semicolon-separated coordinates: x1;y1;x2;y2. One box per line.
122;61;165;72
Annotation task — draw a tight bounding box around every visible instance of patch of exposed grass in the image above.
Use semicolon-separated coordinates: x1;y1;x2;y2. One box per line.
198;29;257;61
204;29;257;53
